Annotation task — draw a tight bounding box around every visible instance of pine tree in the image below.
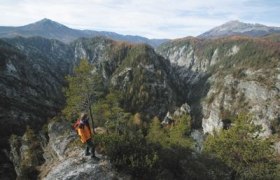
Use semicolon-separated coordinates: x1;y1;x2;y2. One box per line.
92;91;131;134
146;117;166;145
147;114;193;149
168;114;193;148
63;59;104;125
204;114;278;179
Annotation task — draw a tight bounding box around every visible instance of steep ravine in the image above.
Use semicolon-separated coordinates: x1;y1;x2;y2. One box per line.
1;35;279;179
71;37;184;117
157;36;280;136
1;36;183;179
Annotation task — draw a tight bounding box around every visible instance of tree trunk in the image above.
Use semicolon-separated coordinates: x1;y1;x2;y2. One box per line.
88;105;94;133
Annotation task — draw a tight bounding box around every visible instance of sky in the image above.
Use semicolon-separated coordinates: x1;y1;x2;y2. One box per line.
0;0;279;39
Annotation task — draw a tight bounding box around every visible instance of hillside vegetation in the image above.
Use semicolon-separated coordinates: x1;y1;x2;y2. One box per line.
2;35;279;179
59;43;279;178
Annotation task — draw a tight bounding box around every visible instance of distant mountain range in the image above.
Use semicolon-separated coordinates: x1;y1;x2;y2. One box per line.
198;20;280;38
0;18;279;47
0;18;167;47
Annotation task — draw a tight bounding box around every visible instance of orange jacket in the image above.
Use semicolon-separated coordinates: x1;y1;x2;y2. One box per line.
74;119;92;143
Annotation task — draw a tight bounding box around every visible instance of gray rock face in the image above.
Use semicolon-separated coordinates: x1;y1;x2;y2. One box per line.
0;37;74;136
157;37;280;136
203;73;279;136
190;129;204;152
162;103;191;125
40;120;129;180
9;127;44;179
43;155;117;180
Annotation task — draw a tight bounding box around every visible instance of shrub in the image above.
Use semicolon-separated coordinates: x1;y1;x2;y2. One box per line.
95;132;159;178
204;114;278;179
146;114;193;149
9;126;44;179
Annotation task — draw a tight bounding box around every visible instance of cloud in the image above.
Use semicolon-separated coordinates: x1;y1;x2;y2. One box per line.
0;0;279;38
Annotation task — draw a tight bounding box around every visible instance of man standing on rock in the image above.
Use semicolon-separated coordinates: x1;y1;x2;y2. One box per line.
73;112;98;160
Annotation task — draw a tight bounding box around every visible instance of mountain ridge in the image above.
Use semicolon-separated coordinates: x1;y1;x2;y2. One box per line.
198;20;280;38
1;18;280;46
0;18;167;47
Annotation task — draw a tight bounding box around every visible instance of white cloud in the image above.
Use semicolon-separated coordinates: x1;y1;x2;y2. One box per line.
0;0;279;38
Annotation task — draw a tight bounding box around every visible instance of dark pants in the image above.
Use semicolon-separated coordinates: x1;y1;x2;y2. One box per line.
85;138;95;157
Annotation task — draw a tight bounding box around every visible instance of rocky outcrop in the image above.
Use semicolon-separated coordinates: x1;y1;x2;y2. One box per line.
157;37;280;135
202;73;279;136
9;127;44;179
39;119;130;180
161;103;205;152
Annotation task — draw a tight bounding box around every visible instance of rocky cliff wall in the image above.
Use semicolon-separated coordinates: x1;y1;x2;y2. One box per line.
0;37;74;136
0;37;74;179
157;37;280;135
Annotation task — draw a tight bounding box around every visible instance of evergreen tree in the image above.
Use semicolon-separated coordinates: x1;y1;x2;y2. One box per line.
63;59;104;125
92;91;131;134
168;114;193;148
147;114;193;149
204;114;278;179
146;117;166;145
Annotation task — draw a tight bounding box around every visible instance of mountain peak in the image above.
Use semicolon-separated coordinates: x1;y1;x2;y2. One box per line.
21;18;68;31
32;18;66;27
198;20;280;38
225;20;241;24
223;20;243;26
37;18;55;24
39;18;52;22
